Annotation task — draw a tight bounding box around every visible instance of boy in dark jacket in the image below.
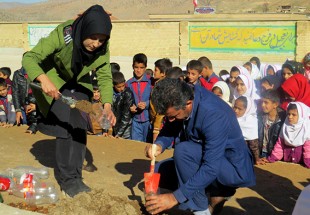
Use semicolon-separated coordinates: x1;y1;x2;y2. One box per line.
112;72;134;139
258;89;286;159
12;67;38;134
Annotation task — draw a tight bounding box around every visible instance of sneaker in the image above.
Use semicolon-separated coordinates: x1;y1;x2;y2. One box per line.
82;163;98;172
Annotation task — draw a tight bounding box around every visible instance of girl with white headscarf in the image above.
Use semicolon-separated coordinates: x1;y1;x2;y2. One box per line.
233;96;261;164
233;72;260;101
268;102;310;168
212;81;231;106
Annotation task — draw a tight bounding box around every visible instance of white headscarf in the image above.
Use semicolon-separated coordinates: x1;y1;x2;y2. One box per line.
250;63;261;80
212;81;231;105
280;102;310;147
261;64;282;77
233;72;260;100
237;96;258;140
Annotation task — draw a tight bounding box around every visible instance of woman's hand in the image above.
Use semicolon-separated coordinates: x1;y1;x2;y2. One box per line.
103;103;116;126
36;74;60;100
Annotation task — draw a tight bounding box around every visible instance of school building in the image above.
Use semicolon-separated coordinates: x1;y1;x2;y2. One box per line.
0;13;309;79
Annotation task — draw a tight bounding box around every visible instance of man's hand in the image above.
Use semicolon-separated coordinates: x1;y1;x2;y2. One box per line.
145;193;178;214
16;111;23;125
145;143;162;159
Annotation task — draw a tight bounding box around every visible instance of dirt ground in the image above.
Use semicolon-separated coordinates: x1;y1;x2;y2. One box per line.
0;126;309;215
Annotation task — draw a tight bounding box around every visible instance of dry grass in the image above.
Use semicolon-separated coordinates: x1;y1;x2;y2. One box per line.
0;0;308;21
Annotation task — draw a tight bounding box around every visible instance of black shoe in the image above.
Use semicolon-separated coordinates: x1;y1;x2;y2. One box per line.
82;163;98;172
61;180;81;198
77;180;91;192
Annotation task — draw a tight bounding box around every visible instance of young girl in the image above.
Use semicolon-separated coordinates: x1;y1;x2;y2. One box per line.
267;102;310;168
233;73;260;102
233;96;261;164
280;74;310;110
212;81;231;106
302;52;310;81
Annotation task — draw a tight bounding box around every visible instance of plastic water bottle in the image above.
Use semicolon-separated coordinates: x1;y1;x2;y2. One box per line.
99;113;111;131
4;166;49;180
25;190;58;205
0;175;11;191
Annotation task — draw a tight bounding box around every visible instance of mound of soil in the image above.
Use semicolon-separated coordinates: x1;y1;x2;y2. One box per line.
49;189;141;215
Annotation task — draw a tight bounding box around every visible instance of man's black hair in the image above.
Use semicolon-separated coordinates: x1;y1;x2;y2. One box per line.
133;53;147;67
261;89;280;104
154;58;173;74
186;60;203;73
151;78;194;114
112;71;126;85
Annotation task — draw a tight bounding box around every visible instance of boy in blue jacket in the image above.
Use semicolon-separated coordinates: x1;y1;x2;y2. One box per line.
126;53;152;142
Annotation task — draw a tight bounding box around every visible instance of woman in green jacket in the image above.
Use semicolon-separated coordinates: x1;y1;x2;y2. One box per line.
22;5;115;197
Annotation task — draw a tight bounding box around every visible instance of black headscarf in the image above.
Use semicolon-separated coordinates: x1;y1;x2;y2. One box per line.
261;75;281;90
71;5;112;75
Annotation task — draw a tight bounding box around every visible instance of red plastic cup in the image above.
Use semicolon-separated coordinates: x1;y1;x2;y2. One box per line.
0;177;11;191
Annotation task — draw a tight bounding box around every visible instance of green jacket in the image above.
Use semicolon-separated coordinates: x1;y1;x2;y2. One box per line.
22;20;112;117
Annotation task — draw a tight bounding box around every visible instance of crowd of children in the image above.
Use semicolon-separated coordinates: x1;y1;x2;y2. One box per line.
1;52;310;168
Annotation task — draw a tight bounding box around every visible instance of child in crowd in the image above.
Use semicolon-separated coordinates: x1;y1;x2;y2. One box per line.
150;58;172;142
112;71;134;139
219;69;229;82
233;73;260;101
198;56;220;90
263;65;282;77
227;66;249;102
266;102;310;168
88;83;106;136
166;66;184;80
126;53;152;142
302;52;310;81
145;68;154;78
260;75;281;92
186;60;209;89
0;78;16;127
12;67;38;134
212;81;231;106
280;74;310;110
282;60;304;81
249;56;267;78
110;62;121;73
233;96;260;164
0;67;12;85
243;62;261;80
258;90;286;160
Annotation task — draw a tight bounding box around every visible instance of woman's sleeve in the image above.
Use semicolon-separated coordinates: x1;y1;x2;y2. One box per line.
268;137;284;162
303;140;310;168
22;26;61;81
95;44;113;105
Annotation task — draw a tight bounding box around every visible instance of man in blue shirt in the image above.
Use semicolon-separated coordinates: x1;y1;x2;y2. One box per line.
145;78;255;215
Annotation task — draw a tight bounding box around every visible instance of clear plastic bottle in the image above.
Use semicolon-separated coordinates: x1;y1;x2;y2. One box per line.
25;187;59;205
5;166;49;179
99;113;111;130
